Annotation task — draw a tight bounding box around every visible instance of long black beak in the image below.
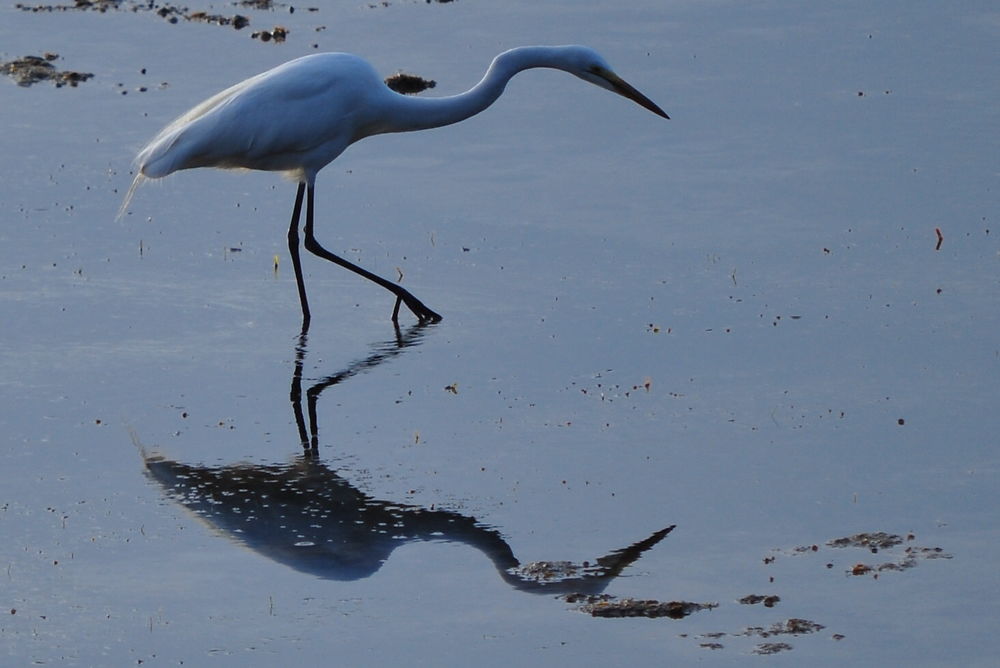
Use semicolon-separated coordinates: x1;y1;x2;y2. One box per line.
599;68;669;119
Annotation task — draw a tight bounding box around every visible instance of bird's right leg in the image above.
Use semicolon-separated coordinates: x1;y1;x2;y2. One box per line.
287;182;311;331
302;185;442;324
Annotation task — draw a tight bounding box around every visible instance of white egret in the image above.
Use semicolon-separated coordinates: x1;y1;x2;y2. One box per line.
122;46;668;327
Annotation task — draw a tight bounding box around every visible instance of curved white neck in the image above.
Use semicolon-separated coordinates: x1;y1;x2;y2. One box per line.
376;47;578;134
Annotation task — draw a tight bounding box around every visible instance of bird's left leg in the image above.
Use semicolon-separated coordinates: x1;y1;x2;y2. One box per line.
287;182;311;331
302;185;442;323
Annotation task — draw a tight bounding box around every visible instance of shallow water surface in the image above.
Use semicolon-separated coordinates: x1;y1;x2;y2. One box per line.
1;1;998;665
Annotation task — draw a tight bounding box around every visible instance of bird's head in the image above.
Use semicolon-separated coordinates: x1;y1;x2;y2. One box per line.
560;46;669;119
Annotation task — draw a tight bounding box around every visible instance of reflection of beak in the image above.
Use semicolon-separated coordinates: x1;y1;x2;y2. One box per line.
598;68;669;119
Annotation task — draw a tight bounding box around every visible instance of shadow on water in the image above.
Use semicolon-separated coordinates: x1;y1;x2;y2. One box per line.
141;325;673;594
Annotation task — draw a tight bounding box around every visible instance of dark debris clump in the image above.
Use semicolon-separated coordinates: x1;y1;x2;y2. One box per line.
738;594;780;607
15;0;124;12
252;26;289;42
1;53;93;87
564;593;718;619
827;532;905;551
753;642;793;655
187;11;250;29
385;72;436;95
741;618;826;638
16;0;252;32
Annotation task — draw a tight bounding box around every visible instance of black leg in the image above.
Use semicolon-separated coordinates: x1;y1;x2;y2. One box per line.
301;185;442;324
287;182;311;331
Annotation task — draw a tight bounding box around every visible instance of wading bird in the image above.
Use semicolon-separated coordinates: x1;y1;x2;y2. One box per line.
122;46;668;328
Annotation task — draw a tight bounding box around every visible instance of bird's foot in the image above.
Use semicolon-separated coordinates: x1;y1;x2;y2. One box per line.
392;291;442;324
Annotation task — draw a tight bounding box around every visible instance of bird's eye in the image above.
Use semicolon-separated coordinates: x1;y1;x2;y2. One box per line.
587;65;610;79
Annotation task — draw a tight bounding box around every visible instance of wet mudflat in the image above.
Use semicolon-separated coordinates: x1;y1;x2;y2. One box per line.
1;1;998;665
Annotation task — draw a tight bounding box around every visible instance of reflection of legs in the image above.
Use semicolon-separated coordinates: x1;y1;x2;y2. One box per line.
290;330;315;454
286;182;311;330
302;185;442;324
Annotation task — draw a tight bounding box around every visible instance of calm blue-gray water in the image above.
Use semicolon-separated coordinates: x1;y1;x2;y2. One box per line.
1;1;997;665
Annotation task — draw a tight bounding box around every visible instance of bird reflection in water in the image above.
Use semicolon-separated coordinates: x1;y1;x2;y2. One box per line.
143;326;673;592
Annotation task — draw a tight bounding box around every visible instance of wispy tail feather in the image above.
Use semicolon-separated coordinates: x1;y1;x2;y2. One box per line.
116;171;145;221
